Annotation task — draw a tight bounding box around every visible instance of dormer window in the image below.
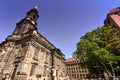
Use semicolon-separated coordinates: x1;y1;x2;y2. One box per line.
33;15;36;19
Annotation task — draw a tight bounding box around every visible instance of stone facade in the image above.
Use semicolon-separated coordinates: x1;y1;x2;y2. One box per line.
0;8;66;80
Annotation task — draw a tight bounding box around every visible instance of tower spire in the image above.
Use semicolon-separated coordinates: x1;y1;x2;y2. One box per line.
12;4;39;35
35;0;38;9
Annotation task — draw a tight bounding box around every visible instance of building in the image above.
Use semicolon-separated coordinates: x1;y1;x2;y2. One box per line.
104;7;120;28
104;7;120;78
0;7;66;80
65;58;89;80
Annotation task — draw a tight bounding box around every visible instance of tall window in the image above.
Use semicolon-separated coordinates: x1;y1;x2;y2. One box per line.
30;64;36;76
17;62;22;72
33;48;39;60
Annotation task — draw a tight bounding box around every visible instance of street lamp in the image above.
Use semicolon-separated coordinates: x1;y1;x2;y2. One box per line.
3;69;10;80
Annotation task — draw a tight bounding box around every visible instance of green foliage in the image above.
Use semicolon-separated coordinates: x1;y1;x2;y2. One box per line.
73;26;120;76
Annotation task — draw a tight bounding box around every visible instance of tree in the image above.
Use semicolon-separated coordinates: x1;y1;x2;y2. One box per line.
73;26;120;80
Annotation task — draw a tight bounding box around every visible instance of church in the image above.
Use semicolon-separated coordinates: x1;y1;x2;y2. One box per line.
0;7;66;80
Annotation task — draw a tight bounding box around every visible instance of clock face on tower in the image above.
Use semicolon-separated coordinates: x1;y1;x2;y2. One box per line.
32;20;35;25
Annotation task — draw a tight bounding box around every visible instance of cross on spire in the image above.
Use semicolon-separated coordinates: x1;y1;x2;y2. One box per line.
35;0;38;9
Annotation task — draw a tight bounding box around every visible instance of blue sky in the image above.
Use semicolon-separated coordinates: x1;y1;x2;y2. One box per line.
0;0;120;58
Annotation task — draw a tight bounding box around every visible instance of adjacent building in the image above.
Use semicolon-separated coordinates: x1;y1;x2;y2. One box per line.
0;7;66;80
104;7;120;78
65;58;89;80
104;7;120;28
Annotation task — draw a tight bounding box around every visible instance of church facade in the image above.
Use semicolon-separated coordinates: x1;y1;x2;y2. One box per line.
0;8;66;80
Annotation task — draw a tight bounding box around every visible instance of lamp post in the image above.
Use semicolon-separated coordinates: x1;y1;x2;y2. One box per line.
3;69;10;80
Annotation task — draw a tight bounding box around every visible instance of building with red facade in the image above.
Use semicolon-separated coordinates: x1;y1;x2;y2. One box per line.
105;7;120;28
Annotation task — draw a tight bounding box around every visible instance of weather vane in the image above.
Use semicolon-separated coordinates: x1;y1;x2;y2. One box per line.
35;0;38;9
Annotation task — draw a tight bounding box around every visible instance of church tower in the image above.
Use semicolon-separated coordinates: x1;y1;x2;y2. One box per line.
0;7;66;80
12;8;39;35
